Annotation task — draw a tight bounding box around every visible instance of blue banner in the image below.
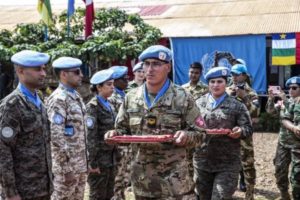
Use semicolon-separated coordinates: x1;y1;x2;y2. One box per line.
170;35;267;93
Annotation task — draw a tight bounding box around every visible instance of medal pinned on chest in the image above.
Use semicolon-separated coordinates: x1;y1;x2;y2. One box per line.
145;114;157;128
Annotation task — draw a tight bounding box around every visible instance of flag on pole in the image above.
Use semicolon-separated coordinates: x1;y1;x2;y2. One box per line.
83;0;95;38
37;0;54;26
272;33;300;65
68;0;75;17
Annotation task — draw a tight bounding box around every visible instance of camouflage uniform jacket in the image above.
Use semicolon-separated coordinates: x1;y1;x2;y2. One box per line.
46;85;88;174
182;81;208;100
195;93;253;172
125;80;139;93
282;97;300;147
109;89;124;113
0;88;53;198
266;98;298;147
86;96;118;169
226;82;259;117
115;82;205;198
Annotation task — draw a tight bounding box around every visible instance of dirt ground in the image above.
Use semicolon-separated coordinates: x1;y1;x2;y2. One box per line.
85;132;288;200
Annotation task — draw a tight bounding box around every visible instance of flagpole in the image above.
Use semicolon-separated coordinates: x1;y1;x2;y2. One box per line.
67;14;70;37
44;26;48;42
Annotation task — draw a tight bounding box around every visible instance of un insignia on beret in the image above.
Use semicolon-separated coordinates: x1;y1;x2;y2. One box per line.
158;52;167;61
222;69;227;76
292;79;297;84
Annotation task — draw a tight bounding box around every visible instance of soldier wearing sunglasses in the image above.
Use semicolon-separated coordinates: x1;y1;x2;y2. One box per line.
275;76;300;200
46;57;88;200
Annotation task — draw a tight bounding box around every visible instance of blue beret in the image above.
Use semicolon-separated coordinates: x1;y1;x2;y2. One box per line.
110;66;128;79
231;64;248;75
11;50;50;67
90;69;114;85
205;66;230;81
52;57;82;69
285;76;300;87
236;58;246;66
139;45;172;62
133;62;143;72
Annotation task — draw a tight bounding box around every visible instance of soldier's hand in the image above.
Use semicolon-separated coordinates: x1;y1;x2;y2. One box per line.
228;127;242;139
104;130;119;144
7;195;21;200
235;87;247;99
64;172;76;186
173;131;188;146
89;167;101;174
292;126;300;136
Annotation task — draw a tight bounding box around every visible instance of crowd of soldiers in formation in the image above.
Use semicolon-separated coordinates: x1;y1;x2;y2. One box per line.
0;45;299;200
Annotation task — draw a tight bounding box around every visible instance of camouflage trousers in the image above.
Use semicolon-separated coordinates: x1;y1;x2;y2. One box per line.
51;172;87;200
23;195;51;200
88;167;116;200
194;169;239;200
134;192;197;200
290;148;300;199
240;135;256;186
112;146;132;200
273;142;291;192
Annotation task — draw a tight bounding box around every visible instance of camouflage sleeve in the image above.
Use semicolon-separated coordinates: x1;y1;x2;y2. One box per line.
241;91;260;118
237;103;253;139
182;93;205;147
115;99;130;135
86;104;100;169
282;101;294;121
47;98;71;173
0;102;21;197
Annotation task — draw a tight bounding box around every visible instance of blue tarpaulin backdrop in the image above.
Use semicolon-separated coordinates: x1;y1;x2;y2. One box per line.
170;35;266;93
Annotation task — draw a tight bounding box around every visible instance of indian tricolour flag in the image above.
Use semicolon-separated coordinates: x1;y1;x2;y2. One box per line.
272;33;300;66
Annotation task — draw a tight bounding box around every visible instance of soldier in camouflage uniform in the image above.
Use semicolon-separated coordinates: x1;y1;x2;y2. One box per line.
0;50;53;200
105;45;205;200
194;66;253;200
109;66;128;112
273;77;300;200
86;69;118;200
226;63;259;200
266;77;300;200
182;62;208;182
107;66;131;200
46;57;88;200
182;62;208;101
126;62;145;93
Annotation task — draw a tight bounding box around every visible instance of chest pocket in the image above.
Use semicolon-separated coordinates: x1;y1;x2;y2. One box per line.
161;110;182;130
21;113;42;146
293;104;300;124
128;108;143;135
67;104;83;123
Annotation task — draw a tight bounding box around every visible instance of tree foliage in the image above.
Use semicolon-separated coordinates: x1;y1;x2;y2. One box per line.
0;8;162;71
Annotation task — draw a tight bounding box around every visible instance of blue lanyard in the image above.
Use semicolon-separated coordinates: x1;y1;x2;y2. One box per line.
18;83;42;109
144;79;170;109
114;87;125;98
97;95;113;113
208;93;227;109
59;82;75;94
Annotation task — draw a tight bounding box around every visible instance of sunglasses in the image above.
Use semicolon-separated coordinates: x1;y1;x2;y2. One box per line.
64;69;82;75
289;86;299;90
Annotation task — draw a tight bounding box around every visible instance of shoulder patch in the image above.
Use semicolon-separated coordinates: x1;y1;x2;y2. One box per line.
53;113;64;125
1;127;15;140
86;117;95;129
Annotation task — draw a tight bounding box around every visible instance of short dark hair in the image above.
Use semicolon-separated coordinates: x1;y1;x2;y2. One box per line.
190;62;203;71
90;83;104;93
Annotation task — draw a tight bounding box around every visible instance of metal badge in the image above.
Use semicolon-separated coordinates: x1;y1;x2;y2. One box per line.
145;115;157;128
